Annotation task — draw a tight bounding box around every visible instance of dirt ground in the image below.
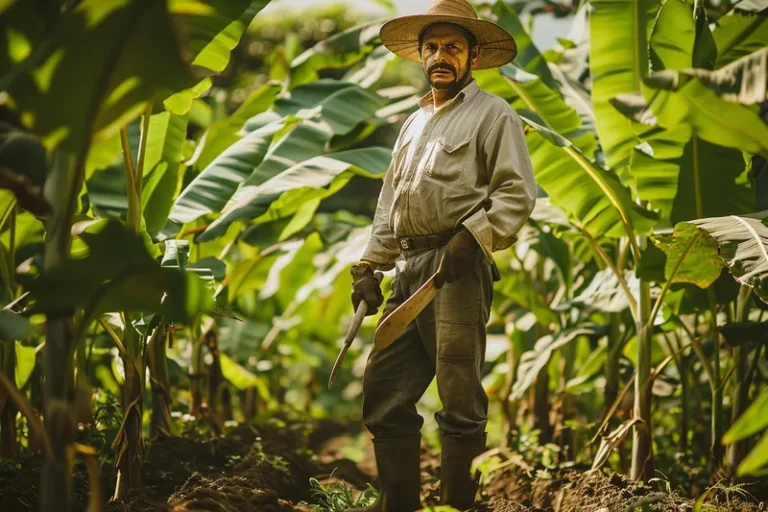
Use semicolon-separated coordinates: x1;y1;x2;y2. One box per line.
0;420;766;512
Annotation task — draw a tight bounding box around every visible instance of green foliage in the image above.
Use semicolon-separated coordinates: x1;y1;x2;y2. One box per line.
690;213;768;303
521;114;658;238
589;0;657;170
651;222;723;288
724;388;768;475
22;219;213;323
301;477;377;512
1;0;195;152
164;0;272;114
0;310;32;342
290;20;383;87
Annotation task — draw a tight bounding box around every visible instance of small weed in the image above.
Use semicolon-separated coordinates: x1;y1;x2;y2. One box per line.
249;438;290;474
648;470;672;493
695;479;758;511
298;477;377;512
709;479;757;507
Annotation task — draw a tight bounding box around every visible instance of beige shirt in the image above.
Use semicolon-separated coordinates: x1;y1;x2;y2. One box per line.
362;79;537;269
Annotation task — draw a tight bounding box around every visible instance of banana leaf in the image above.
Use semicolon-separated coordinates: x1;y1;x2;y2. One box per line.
290;19;383;87
164;0;272;115
589;0;659;170
164;81;385;238
197;147;390;242
521;113;658;238
3;0;196;153
690;212;768;302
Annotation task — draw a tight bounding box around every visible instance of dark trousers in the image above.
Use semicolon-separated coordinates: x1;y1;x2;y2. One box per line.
361;245;493;441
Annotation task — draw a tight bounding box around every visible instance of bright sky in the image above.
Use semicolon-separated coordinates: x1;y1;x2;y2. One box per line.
262;0;571;49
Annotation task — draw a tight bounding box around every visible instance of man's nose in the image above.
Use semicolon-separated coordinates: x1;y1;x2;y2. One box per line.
434;46;449;61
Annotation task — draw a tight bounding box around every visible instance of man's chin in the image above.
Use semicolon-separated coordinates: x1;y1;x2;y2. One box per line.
429;79;456;90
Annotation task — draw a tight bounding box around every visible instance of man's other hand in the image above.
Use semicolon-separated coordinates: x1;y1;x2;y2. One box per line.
435;229;479;289
351;262;384;315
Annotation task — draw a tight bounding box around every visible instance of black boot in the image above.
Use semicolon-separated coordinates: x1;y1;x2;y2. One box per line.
440;435;486;511
346;436;422;512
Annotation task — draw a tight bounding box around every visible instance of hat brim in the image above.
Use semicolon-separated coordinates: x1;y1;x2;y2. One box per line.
379;14;517;70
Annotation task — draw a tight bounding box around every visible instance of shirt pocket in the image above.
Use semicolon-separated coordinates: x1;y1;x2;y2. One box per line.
426;134;472;182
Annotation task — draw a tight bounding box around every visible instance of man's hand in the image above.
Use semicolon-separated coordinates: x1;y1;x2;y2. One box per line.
351;262;384;315
435;229;479;289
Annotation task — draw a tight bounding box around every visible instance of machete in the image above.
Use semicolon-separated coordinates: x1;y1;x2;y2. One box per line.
328;271;383;389
373;256;445;350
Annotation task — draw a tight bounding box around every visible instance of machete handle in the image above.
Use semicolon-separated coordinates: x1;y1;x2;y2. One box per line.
328;271;384;389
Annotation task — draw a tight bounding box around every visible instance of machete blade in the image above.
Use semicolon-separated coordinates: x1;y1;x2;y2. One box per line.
373;274;438;350
328;271;383;389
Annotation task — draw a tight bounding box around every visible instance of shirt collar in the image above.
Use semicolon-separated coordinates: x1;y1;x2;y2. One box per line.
418;79;480;112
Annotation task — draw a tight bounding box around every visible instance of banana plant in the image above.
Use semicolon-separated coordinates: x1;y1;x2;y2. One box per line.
478;0;766;480
0;0;273;506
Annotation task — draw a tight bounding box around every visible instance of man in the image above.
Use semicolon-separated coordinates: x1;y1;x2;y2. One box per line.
348;1;536;510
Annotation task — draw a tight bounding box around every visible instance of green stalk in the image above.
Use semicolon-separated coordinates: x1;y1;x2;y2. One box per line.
41;149;81;512
559;337;576;458
205;328;223;425
0;343;18;457
672;331;689;454
189;317;214;414
148;323;173;438
532;260;552;443
631;276;654;481
113;104;152;499
604;314;622;412
0;208;18;457
499;343;518;448
707;291;723;473
726;285;753;469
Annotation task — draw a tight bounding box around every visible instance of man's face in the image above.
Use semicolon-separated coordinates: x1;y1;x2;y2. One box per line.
420;23;478;91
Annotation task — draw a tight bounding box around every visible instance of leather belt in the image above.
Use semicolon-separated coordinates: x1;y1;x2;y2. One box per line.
396;229;462;251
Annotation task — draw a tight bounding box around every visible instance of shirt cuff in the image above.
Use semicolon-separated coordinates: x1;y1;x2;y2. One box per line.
361;240;399;271
462;209;494;261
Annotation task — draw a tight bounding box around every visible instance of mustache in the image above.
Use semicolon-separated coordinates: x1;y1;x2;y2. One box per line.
428;63;456;75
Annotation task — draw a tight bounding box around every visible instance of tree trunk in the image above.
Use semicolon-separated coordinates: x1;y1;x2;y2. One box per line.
221;387;233;423
605;313;622;410
558;341;576;458
40;315;77;512
113;324;143;500
242;387;258;423
679;354;689;454
727;286;753;470
40;150;81;512
148;324;173;438
533;363;552;443
0;343;18;458
189;339;204;414
631;280;653;481
500;344;519;448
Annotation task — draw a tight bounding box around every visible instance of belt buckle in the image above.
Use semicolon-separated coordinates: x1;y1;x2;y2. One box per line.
400;238;409;250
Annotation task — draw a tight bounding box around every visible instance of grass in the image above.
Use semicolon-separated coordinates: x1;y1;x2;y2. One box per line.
301;476;378;512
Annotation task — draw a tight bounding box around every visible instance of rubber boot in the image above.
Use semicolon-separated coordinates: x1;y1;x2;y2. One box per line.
440;435;486;511
346;436;422;512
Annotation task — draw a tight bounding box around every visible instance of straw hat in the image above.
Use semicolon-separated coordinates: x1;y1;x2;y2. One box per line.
379;0;517;70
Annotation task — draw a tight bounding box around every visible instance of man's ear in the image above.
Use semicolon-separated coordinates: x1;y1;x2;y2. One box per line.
470;45;480;69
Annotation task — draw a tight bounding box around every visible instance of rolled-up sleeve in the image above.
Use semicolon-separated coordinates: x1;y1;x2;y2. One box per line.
463;111;537;259
361;160;401;270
